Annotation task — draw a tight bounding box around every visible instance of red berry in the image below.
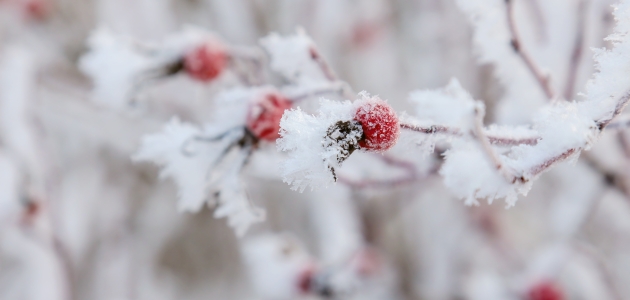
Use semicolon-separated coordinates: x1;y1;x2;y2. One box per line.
351;22;381;47
184;41;227;82
353;97;400;152
528;281;564;300
24;0;48;20
297;266;315;294
246;90;292;141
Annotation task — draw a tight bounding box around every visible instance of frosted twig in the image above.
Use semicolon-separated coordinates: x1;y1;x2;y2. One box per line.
617;132;630;158
399;123;463;136
520;91;630;182
180;127;242;157
595;91;630;129
473;105;518;183
487;136;539;146
229;46;267;85
564;0;587;100
305;40;356;99
603;116;630;130
574;243;624;300
287;82;348;103
337;154;431;189
525;0;548;42
308;46;338;82
581;152;630;198
399;122;539;146
506;0;556;100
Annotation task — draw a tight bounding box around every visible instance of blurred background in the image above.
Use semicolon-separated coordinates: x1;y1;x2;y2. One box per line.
1;0;630;299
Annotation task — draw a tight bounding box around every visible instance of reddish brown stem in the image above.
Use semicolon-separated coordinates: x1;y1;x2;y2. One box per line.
400;122;539;146
519;91;630;182
337;154;434;189
564;0;587;100
506;0;556;100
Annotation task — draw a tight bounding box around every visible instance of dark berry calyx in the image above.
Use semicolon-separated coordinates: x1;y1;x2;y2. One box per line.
324;120;363;164
323;120;363;181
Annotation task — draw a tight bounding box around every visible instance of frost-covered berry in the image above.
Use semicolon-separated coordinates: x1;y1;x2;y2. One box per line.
247;90;293;141
527;282;564;300
353;97;400;152
184;41;227;82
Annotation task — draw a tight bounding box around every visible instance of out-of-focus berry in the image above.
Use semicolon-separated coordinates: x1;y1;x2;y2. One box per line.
24;0;49;20
247;91;292;141
296;265;316;294
184;41;227;82
527;281;564;300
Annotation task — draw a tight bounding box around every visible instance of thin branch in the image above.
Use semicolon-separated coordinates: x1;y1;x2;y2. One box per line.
526;148;578;179
399;122;539;146
305;41;356;99
506;0;556;100
400;90;630;185
473;106;518;183
520;91;630;182
602;115;630;130
337;155;436;189
563;0;588;100
287;82;348;103
309;46;338;82
487;136;539;146
574;243;624;300
581;152;630;198
596;90;630;129
524;0;548;43
399;123;462;136
180;127;243;157
617;131;630;158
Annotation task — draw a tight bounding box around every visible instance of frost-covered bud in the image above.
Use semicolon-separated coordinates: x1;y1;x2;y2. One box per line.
527;282;563;300
247;90;293;141
184;40;227;82
353;96;400;152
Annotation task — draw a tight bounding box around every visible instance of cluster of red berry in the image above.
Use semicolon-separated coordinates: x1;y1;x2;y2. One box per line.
182;41;400;150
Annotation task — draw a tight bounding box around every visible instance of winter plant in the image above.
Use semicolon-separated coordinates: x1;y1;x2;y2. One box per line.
4;0;630;299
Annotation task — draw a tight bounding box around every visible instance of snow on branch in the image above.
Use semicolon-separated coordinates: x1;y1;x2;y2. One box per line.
455;0;549;123
131;0;630;232
260;29;335;84
80;26;228;109
133;87;283;236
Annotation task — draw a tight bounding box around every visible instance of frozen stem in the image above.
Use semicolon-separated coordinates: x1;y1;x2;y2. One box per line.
506;0;557;100
563;0;587;100
287;82;349;103
399;122;539;146
473;105;519;183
